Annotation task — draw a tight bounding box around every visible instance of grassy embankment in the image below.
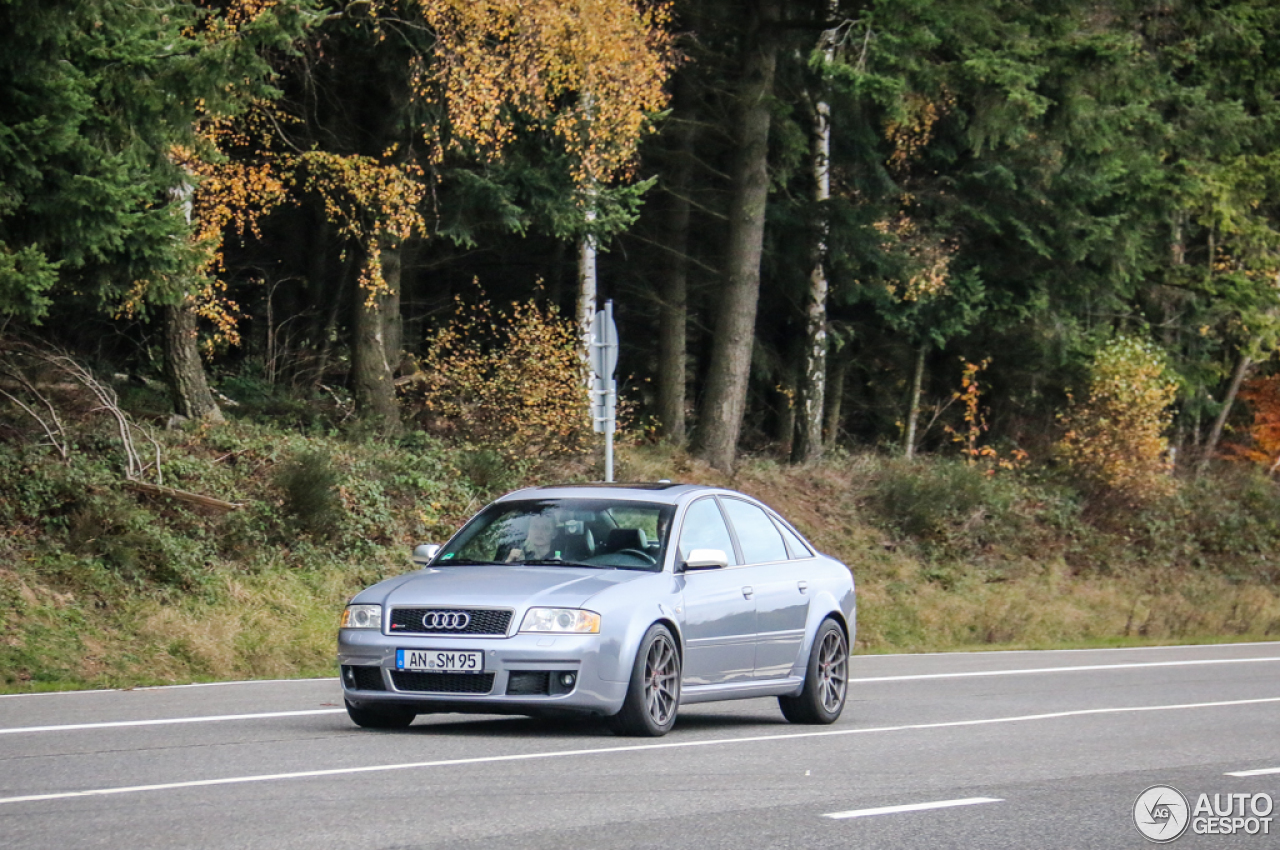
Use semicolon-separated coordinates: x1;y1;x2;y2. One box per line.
3;414;1279;694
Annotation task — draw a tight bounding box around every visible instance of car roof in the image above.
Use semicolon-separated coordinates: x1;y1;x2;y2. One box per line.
497;482;723;506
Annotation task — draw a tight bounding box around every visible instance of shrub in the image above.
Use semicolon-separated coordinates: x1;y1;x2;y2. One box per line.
408;294;590;458
274;450;343;539
865;457;1032;560
454;447;519;494
1057;335;1177;503
1127;468;1280;578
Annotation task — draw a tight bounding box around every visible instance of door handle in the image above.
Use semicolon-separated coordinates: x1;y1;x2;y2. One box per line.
797;581;808;594
742;586;754;599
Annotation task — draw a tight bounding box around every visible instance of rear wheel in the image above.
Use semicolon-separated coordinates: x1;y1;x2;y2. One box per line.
779;619;848;724
345;699;416;729
610;624;681;737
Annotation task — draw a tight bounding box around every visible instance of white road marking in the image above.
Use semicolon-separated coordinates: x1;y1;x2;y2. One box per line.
1;695;1277;807
0;709;345;736
6;654;1276;735
1225;767;1280;777
848;656;1280;683
2;640;1269;701
823;797;1002;820
0;678;337;700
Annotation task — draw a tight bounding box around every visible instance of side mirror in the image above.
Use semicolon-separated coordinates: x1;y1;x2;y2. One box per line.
412;543;441;566
682;548;728;571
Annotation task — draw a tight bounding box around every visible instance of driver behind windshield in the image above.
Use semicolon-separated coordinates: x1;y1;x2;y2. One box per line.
505;514;555;562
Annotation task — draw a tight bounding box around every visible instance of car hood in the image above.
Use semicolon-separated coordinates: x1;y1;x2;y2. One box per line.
379;565;647;610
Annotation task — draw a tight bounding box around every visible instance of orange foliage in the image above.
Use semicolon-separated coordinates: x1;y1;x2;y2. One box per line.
884;90;955;174
944;358;1027;471
1057;336;1178;500
411;0;675;185
129;1;674;353
1224;376;1280;471
872;212;956;302
409;293;592;458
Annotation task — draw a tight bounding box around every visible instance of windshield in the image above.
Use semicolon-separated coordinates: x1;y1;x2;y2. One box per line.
435;498;675;571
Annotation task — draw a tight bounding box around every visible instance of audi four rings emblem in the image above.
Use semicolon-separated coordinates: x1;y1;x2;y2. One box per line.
422;610;471;630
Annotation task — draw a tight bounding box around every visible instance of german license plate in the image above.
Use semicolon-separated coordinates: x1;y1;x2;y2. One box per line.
396;648;484;673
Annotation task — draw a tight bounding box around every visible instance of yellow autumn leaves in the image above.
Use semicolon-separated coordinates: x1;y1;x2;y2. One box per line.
410;294;592;458
1057;335;1179;501
415;0;674;185
161;0;673;348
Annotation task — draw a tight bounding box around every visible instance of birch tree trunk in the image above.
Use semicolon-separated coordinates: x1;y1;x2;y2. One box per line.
792;6;838;464
162;298;222;423
693;0;780;472
161;176;221;423
1198;352;1251;474
578;223;597;362
350;241;403;435
904;341;928;459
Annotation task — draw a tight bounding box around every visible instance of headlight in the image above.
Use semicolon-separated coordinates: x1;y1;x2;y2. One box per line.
519;607;600;634
340;604;382;630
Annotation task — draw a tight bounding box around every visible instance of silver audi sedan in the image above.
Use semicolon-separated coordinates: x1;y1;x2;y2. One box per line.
338;483;855;736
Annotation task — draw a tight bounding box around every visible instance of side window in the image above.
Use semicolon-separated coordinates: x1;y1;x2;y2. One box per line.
772;516;814;559
720;498;788;564
677;498;739;565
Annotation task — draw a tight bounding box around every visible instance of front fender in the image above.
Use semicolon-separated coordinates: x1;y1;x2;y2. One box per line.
588;575;683;684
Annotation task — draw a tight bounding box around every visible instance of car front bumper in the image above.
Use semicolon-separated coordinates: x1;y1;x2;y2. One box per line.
338;628;629;716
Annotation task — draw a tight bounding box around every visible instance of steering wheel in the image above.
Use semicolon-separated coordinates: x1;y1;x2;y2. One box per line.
612;548;656;564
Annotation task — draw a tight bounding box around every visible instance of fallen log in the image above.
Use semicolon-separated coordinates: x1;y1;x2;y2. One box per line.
123;479;244;513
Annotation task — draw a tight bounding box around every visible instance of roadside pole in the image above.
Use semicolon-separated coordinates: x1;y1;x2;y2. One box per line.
589;300;619;482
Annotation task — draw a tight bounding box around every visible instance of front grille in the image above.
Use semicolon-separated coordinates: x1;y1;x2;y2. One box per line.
344;665;386;691
390;671;496;694
506;671;551;696
389;608;513;636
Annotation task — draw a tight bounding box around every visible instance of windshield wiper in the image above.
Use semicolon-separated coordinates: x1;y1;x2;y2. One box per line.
519;559;610;569
432;557;504;566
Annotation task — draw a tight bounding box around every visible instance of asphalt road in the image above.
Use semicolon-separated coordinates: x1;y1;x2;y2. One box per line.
2;642;1279;849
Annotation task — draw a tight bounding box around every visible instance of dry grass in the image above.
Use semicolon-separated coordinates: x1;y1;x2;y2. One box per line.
616;443;1280;652
4;439;1279;694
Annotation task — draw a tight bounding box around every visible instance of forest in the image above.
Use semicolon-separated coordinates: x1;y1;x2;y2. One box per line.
6;0;1280;690
5;0;1280;478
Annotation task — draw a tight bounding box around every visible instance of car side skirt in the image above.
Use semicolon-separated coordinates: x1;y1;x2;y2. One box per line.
679;676;804;705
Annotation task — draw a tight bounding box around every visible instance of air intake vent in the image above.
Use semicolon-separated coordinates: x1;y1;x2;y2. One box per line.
390;671;496;694
343;665;386;691
506;671;551;696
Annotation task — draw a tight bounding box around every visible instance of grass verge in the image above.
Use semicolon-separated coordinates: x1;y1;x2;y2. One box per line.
2;427;1278;694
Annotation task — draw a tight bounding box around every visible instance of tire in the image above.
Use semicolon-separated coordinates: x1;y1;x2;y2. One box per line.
610;623;681;737
779;619;848;725
345;699;416;729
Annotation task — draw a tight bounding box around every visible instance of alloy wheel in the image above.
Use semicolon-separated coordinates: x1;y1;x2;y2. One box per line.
816;628;848;712
644;633;679;726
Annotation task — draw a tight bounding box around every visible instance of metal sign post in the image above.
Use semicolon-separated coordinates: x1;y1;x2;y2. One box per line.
588;300;618;482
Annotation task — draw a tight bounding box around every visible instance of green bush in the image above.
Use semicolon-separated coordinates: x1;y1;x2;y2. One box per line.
1125;469;1280;578
454;447;518;494
866;458;1027;553
274;450;343;539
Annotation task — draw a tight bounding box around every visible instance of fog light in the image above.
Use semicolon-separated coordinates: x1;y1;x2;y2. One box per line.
559;672;576;687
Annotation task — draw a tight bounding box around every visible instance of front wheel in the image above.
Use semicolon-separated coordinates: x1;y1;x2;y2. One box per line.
610;623;681;737
345;699;416;729
779;619;848;724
